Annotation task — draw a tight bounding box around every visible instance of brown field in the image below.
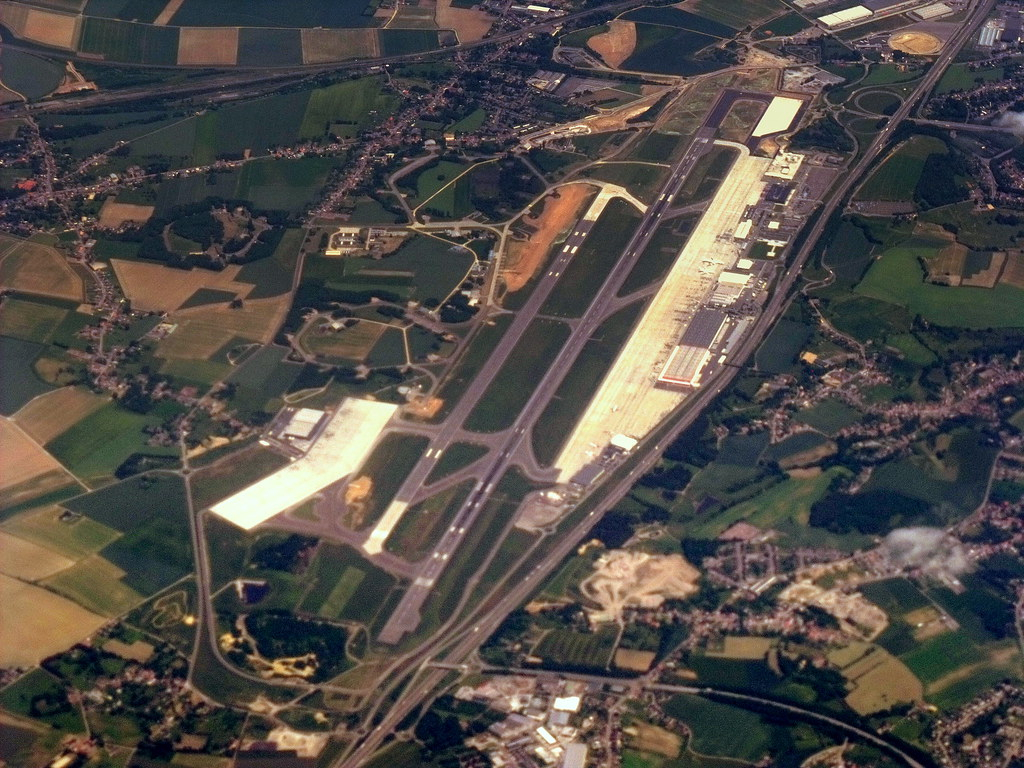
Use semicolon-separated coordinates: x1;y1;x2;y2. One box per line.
0;572;106;667
0;530;75;580
626;721;681;758
158;296;289;358
0;417;74;492
843;646;923;715
588;20;636;69
389;5;437;29
177;27;240;66
503;183;597;293
0;3;31;37
153;0;186;25
111;259;255;312
961;251;1005;289
890;31;942;55
23;7;78;49
1000;251;1024;288
0;234;86;302
436;0;494;42
706;635;775;660
301;28;380;63
97;199;155;228
614;648;656;672
12;386;107;445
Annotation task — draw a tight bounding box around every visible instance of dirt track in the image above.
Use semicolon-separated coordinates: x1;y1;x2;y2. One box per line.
503;183;596;292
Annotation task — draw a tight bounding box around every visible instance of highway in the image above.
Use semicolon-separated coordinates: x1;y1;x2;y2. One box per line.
334;0;998;763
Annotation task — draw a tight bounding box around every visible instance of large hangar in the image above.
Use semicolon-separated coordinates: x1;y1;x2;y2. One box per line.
657;309;728;389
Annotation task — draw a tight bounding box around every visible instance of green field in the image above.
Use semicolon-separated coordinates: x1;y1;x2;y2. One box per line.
379;29;440;56
45;403;179;485
465;318;571;432
168;0;378;27
0;298;68;343
532;301;645;465
540;198;643;317
618;217;695;296
855;242;1024;327
856;136;946;202
935;63;1004;94
190;445;290;511
663;694;772;762
78;17;179;65
0;48;63;100
299;77;399;140
534;626;618;670
1;505;119;559
689;0;786;28
236;157;342;213
793;399;862;435
297;542;398;625
622;24;722;76
672;145;738;206
0;668;84;732
0;336;54;414
447;108;488;135
433;315;514;419
583;163;669;204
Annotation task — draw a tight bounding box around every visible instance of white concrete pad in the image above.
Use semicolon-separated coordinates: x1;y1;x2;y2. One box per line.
210;398;397;530
752;96;804;138
364;500;408;555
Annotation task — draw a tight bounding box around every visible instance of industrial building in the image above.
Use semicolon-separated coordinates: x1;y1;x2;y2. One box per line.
709;271;752;306
817;5;873;27
656;309;729;389
281;408;327;440
909;1;953;19
979;18;1003;46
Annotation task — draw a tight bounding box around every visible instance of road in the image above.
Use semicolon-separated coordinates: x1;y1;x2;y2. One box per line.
335;0;997;762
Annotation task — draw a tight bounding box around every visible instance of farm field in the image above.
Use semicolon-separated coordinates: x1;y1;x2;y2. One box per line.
535;626;618;670
42;554;147;616
0;336;57;415
855;243;1024;328
78;17;179;64
301;28;380;63
662;694;774;762
0;503;119;560
621;23;721;76
0;417;79;509
856;136;947;202
299;77;397;140
0;48;64;100
0;530;74;581
169;0;379;27
158;296;290;360
0;573;106;667
0;235;85;302
686;0;785;29
44;401;178;485
111;260;257;313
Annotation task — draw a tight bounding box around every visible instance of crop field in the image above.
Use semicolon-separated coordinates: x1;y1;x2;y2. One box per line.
111;260;256;313
159;297;289;360
42;554;146;616
168;0;378;27
299;77;397;139
687;467;846;540
753;10;810;38
176;26;239;66
235;27;303;66
755;318;813;374
0;48;64;100
379;29;441;56
44;402;174;485
861;577;930;619
0;416;76;494
236;156;342;213
621;7;734;36
761;431;832;467
0;530;74;580
0;336;55;415
384;480;474;561
0;573;106;667
541;199;643;318
533;301;645;466
936;63;1003;94
465;318;571;432
687;0;785;29
842;646;923;714
301;28;380;63
78;17;179;64
534;626;618;670
0;503;119;559
793;399;861;435
856;244;1024;327
856;136;947;202
236;228;303;299
663;694;772;761
622;24;720;76
0;298;68;344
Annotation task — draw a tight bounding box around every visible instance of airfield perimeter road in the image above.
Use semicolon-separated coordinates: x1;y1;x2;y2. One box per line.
335;0;996;763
